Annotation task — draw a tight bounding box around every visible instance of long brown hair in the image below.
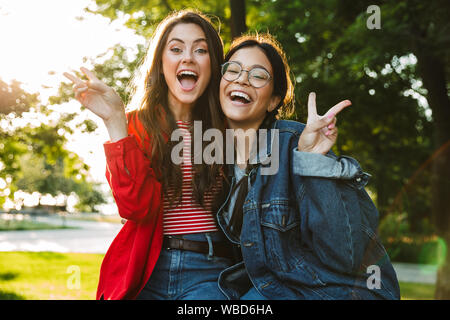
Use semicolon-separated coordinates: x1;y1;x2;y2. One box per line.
127;10;225;208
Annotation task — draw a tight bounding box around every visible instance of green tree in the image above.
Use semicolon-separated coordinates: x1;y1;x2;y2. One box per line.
87;0;233;46
0;78;39;116
0;78;39;208
0;78;105;213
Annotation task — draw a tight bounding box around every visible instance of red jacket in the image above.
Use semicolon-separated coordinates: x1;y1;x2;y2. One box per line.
96;112;164;300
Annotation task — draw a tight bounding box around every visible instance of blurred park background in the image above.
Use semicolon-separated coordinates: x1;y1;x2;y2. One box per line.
0;0;449;300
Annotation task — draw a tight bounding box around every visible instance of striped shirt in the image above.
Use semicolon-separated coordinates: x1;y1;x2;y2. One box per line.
163;120;220;235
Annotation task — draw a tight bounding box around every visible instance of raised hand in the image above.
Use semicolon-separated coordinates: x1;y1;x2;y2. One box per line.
63;67;128;142
297;92;351;155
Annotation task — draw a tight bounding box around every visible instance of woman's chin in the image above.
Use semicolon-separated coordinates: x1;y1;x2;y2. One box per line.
223;107;251;123
225;115;250;128
175;94;200;107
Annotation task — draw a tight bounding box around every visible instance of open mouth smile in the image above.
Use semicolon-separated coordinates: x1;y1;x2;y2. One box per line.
177;70;198;91
229;90;253;105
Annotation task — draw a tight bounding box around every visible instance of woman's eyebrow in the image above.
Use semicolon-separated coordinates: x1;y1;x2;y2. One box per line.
251;64;269;70
167;38;207;44
230;61;270;71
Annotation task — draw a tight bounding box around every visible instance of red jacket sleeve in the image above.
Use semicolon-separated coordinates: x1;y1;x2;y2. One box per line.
103;116;162;223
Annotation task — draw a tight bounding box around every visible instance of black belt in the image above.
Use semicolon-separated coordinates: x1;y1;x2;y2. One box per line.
163;236;234;259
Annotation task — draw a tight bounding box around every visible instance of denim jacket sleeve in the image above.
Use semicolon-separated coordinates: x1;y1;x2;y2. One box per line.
292;148;371;188
291;148;377;274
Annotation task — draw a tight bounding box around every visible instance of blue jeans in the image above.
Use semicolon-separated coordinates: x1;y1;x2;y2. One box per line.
137;232;233;300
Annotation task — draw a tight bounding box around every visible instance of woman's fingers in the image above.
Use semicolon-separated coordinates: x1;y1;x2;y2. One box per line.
327;117;337;130
65;68;107;93
64;71;91;100
63;72;84;86
305;97;350;132
74;84;88;100
80;67;98;81
324;100;351;119
81;68;109;92
74;83;87;91
325;126;338;137
307;92;318;121
306;92;351;121
308;111;335;132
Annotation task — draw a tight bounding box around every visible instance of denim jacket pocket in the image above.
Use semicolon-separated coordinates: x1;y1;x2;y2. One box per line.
260;201;299;232
259;201;301;272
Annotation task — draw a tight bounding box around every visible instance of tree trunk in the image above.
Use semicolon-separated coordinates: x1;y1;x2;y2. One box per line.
229;0;247;39
435;235;450;299
374;145;390;219
414;46;450;300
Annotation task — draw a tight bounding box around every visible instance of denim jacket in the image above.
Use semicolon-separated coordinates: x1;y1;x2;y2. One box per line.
216;120;400;300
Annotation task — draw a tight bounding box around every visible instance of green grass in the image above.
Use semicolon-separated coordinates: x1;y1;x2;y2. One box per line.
0;252;437;300
0;252;104;300
399;281;435;300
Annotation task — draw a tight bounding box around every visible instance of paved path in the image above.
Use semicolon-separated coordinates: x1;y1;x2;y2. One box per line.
0;215;122;254
0;215;438;284
392;262;437;284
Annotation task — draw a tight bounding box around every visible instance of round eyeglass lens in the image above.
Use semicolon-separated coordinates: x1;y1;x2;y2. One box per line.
222;62;241;81
249;68;270;88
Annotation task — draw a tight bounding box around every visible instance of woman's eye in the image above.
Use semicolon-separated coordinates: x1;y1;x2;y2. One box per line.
195;48;208;54
226;65;241;74
251;69;269;80
170;47;182;53
253;75;266;80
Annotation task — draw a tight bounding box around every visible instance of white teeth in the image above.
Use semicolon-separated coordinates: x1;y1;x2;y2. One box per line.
230;91;251;102
178;70;198;77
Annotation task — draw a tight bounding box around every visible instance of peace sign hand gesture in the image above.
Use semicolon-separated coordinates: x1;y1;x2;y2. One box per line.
297;92;351;155
63;67;128;142
63;67;125;120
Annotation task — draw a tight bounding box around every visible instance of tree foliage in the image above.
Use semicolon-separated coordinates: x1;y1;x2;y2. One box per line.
0;79;105;212
251;0;439;221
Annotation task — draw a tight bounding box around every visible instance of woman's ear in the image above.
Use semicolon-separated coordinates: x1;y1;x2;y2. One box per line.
267;96;281;112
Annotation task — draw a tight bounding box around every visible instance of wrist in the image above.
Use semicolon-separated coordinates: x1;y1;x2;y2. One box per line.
104;113;128;142
297;144;313;153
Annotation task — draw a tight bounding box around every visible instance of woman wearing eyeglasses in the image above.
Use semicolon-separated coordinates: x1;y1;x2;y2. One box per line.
215;34;400;300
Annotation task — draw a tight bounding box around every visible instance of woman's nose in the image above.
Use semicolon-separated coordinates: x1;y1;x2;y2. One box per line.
235;70;250;85
182;50;194;63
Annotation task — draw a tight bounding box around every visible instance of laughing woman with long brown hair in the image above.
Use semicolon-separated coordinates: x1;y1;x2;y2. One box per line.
64;10;234;300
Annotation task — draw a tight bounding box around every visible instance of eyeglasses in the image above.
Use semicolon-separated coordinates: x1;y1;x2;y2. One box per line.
221;61;272;88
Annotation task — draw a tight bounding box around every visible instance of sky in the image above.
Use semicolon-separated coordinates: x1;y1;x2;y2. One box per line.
0;0;145;213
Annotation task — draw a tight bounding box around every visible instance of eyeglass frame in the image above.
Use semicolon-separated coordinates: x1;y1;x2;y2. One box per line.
220;61;272;88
